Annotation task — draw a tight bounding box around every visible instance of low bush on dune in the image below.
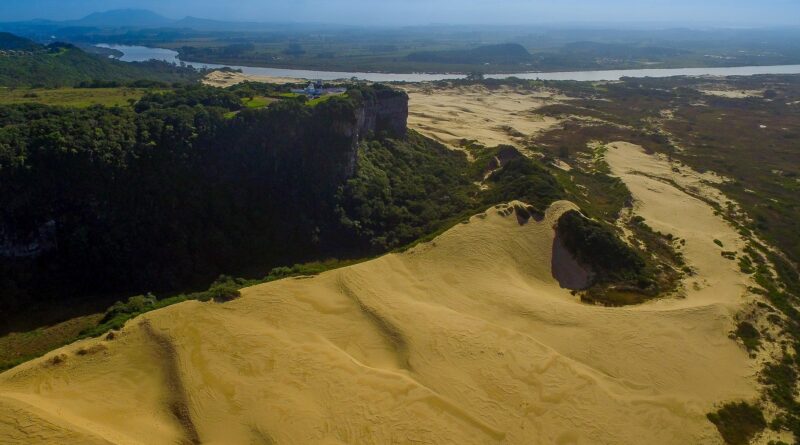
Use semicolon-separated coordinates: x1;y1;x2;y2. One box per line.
556;210;647;282
80;279;243;338
735;321;762;352
77;260;373;340
706;402;766;445
483;157;564;216
100;293;158;325
555;210;666;306
198;284;241;303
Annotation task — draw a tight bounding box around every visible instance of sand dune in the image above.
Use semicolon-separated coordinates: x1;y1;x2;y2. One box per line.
203;71;305;87
699;89;764;99
404;85;564;149
0;180;756;444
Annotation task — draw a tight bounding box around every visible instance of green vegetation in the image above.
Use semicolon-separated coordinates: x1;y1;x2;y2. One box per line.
735;321;762;352
750;256;800;442
0;314;102;372
0;34;202;87
307;94;338;107
555;210;669;305
556;210;646;280
707;402;767;445
242;96;275;109
77;279;243;339
337;132;478;250
483;157;564;213
337;133;563;251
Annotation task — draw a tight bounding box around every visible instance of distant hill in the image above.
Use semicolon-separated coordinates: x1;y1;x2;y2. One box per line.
0;32;42;51
406;43;533;65
0;10;345;37
68;9;174;28
0;33;201;87
172;16;354;33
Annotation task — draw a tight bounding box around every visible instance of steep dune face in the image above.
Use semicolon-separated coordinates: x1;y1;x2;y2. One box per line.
0;195;754;444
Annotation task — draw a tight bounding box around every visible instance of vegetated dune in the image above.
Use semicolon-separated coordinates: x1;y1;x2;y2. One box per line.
0;184;756;444
604;141;751;309
404;84;563;149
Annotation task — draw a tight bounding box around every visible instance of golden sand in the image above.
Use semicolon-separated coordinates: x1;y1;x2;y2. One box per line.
203;71;305;88
404;84;564;149
0;193;755;444
0;87;760;444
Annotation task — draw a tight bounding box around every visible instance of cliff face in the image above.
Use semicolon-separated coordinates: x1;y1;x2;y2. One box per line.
356;89;409;139
0;221;56;259
336;87;409;178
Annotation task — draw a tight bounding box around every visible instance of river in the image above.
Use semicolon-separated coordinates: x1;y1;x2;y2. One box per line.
97;44;800;82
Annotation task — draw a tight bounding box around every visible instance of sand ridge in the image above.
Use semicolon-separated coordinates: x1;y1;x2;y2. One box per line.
0;190;756;444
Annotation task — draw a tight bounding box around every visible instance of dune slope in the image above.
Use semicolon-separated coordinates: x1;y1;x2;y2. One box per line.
0;184;755;444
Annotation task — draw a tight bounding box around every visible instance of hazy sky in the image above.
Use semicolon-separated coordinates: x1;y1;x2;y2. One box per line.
3;0;800;26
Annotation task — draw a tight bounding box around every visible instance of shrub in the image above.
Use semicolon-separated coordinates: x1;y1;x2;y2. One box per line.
101;293;157;323
208;285;241;302
735;321;761;352
707;402;766;445
556;210;645;283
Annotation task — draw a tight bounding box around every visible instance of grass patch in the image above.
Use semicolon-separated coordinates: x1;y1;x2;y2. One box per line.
307;94;339;107
0;314;102;371
0;87;150;107
242;95;275;109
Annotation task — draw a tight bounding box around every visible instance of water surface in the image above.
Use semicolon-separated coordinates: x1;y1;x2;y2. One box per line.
99;44;800;82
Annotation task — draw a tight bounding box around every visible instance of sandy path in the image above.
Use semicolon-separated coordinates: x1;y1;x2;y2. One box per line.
405;85;563;149
0;191;755;444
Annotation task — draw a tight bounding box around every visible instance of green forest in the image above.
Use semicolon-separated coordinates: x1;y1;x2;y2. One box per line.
0;33;202;87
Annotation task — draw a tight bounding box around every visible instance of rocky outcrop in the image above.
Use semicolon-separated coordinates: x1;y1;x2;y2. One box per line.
335;87;409;178
0;220;56;259
356;88;408;139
